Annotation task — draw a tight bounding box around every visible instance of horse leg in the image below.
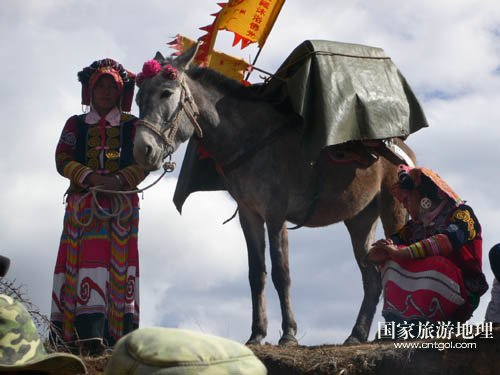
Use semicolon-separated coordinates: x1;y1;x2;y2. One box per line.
343;197;381;344
379;177;408;236
238;206;268;345
268;221;298;346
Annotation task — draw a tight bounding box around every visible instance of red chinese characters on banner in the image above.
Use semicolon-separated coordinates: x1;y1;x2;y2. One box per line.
216;0;285;48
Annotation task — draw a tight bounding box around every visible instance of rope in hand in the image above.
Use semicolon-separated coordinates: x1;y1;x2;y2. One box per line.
72;159;175;229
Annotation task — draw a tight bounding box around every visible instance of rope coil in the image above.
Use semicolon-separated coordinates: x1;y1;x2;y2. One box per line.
71;161;173;229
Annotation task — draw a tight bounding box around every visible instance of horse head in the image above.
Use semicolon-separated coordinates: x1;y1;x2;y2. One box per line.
134;44;201;171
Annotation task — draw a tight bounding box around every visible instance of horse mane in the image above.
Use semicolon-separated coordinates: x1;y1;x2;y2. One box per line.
185;65;301;121
187;66;263;101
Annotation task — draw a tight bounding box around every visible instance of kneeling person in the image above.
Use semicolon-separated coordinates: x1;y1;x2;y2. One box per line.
367;165;488;323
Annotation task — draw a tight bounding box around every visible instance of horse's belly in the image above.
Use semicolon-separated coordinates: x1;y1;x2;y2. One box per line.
287;167;382;227
287;193;370;227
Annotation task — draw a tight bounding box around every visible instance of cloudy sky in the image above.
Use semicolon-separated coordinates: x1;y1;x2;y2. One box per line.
1;0;500;346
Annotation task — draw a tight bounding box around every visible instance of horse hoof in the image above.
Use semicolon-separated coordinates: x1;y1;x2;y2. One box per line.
246;339;261;345
246;335;264;345
344;335;362;345
278;333;298;346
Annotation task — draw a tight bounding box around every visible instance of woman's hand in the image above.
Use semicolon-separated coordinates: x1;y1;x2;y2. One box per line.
103;175;121;191
367;239;410;263
85;173;121;190
384;244;410;261
372;238;394;247
86;173;106;187
367;239;393;263
367;246;390;263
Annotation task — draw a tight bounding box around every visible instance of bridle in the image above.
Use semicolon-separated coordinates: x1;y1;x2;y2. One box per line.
137;72;289;179
136;75;203;157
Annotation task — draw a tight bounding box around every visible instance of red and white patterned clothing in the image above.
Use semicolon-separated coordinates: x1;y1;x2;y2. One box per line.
381;204;488;322
51;108;146;346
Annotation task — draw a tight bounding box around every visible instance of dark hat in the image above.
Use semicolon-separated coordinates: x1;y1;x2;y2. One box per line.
78;58;136;112
0;294;86;374
0;256;10;278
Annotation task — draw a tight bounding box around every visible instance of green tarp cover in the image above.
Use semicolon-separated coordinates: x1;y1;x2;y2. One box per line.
173;40;428;212
261;39;428;160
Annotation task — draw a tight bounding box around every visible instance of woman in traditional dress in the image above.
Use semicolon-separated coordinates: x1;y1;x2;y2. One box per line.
367;165;488;324
51;58;147;354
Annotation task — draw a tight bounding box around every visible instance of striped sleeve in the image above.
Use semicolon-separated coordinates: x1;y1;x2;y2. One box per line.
406;234;454;259
55;116;93;187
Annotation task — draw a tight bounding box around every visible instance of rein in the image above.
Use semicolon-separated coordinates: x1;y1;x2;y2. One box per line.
136;76;203;154
72;161;174;229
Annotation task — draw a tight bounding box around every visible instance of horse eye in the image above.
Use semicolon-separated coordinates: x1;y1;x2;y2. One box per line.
160;90;172;99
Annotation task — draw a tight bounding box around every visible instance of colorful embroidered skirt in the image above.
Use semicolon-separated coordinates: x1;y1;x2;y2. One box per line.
51;192;140;345
381;256;468;322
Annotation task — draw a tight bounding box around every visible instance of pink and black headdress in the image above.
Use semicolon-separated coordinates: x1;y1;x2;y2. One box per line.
136;59;178;87
78;58;136;112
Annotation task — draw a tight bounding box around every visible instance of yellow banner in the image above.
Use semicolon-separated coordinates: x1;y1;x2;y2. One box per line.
209;51;249;81
170;35;250;81
216;0;285;48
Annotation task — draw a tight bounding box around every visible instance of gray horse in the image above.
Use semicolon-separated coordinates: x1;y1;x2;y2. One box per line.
133;45;416;345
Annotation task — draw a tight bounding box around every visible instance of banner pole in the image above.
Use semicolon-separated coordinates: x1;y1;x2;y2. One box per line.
245;46;263;81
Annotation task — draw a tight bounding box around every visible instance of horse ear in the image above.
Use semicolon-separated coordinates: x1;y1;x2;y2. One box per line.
154;51;165;63
175;43;200;70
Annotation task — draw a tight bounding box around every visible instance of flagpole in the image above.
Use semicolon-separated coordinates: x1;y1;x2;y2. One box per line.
245;46;263;81
244;0;286;81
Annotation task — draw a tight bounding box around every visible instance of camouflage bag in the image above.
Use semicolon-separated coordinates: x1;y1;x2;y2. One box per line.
104;327;267;375
0;294;86;374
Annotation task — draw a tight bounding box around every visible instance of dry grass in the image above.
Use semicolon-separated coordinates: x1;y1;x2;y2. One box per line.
82;334;500;375
82;354;110;375
249;341;407;375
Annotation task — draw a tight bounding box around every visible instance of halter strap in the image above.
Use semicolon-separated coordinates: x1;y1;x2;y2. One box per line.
137;76;203;154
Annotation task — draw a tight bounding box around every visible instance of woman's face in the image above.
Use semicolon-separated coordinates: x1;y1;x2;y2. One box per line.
400;190;422;220
92;75;121;115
